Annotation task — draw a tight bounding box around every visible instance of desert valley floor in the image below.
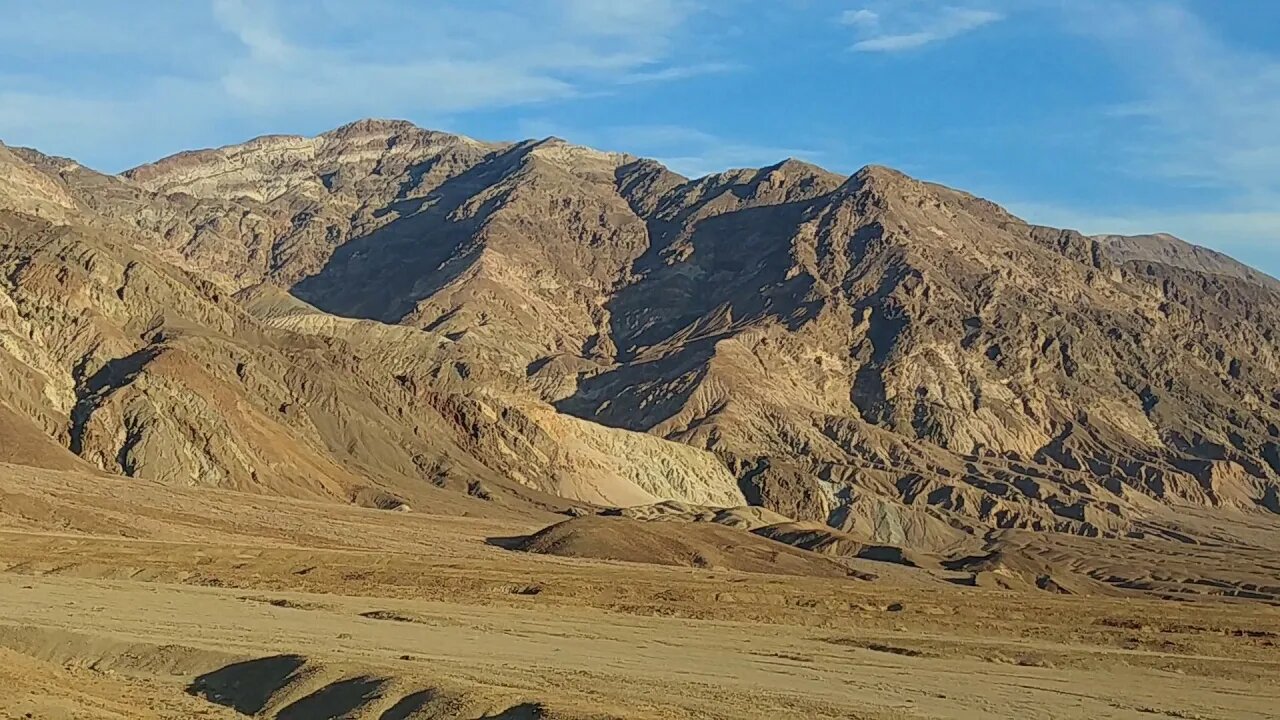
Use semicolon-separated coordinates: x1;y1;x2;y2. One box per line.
1;465;1278;720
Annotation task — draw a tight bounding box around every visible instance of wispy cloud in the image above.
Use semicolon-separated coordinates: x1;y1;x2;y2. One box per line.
1011;1;1280;270
210;0;716;113
559;0;703;38
0;0;722;171
615;62;740;85
1061;2;1280;198
211;0;576;115
840;3;1003;52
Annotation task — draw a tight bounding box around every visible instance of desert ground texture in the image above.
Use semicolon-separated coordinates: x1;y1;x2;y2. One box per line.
2;465;1278;720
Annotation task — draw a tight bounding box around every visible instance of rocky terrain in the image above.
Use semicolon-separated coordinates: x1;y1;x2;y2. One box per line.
4;120;1280;549
1;139;746;513
9;119;1279;545
2;119;1280;718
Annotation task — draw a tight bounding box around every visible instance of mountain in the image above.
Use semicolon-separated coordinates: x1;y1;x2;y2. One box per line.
1095;232;1280;290
0;137;745;515
1;120;1278;554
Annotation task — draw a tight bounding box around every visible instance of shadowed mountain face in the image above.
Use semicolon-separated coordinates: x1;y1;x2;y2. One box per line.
2;120;1278;549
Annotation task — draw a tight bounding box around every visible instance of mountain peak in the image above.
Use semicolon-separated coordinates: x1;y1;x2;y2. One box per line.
0;143;81;219
323;117;421;137
830;164;931;209
851;163;915;187
761;157;845;183
524;135;635;170
767;157;823;172
1096;232;1280;288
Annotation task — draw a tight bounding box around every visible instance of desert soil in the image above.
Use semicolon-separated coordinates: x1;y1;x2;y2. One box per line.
1;467;1278;719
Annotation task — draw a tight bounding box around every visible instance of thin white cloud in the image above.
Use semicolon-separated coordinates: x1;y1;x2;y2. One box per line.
840;4;1003;52
840;9;880;28
615;62;740;85
1040;1;1280;270
559;0;702;38
208;0;698;113
1061;2;1280;197
0;80;223;171
212;29;578;115
0;0;722;171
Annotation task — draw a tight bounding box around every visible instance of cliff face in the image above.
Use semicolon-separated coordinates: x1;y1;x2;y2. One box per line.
2;121;1277;548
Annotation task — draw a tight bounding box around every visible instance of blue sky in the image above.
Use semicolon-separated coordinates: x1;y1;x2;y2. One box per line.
0;1;1276;275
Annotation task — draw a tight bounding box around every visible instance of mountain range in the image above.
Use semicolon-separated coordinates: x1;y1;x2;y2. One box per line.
3;118;1278;559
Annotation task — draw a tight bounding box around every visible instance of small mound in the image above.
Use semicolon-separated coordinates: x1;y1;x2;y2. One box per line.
942;550;1113;595
616;501;792;530
752;521;866;555
711;506;795;530
512;516;852;578
753;522;931;568
190;654;555;720
350;487;413;511
832;497;974;554
613;500;710;522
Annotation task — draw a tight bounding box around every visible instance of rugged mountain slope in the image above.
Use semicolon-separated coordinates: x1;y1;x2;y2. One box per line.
121;120;657;380
558;165;1280;540
0;209;480;505
3;121;1278;554
0;141;745;511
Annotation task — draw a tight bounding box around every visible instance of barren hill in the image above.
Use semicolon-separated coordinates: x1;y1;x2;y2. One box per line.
2;121;1278;553
0;137;744;513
